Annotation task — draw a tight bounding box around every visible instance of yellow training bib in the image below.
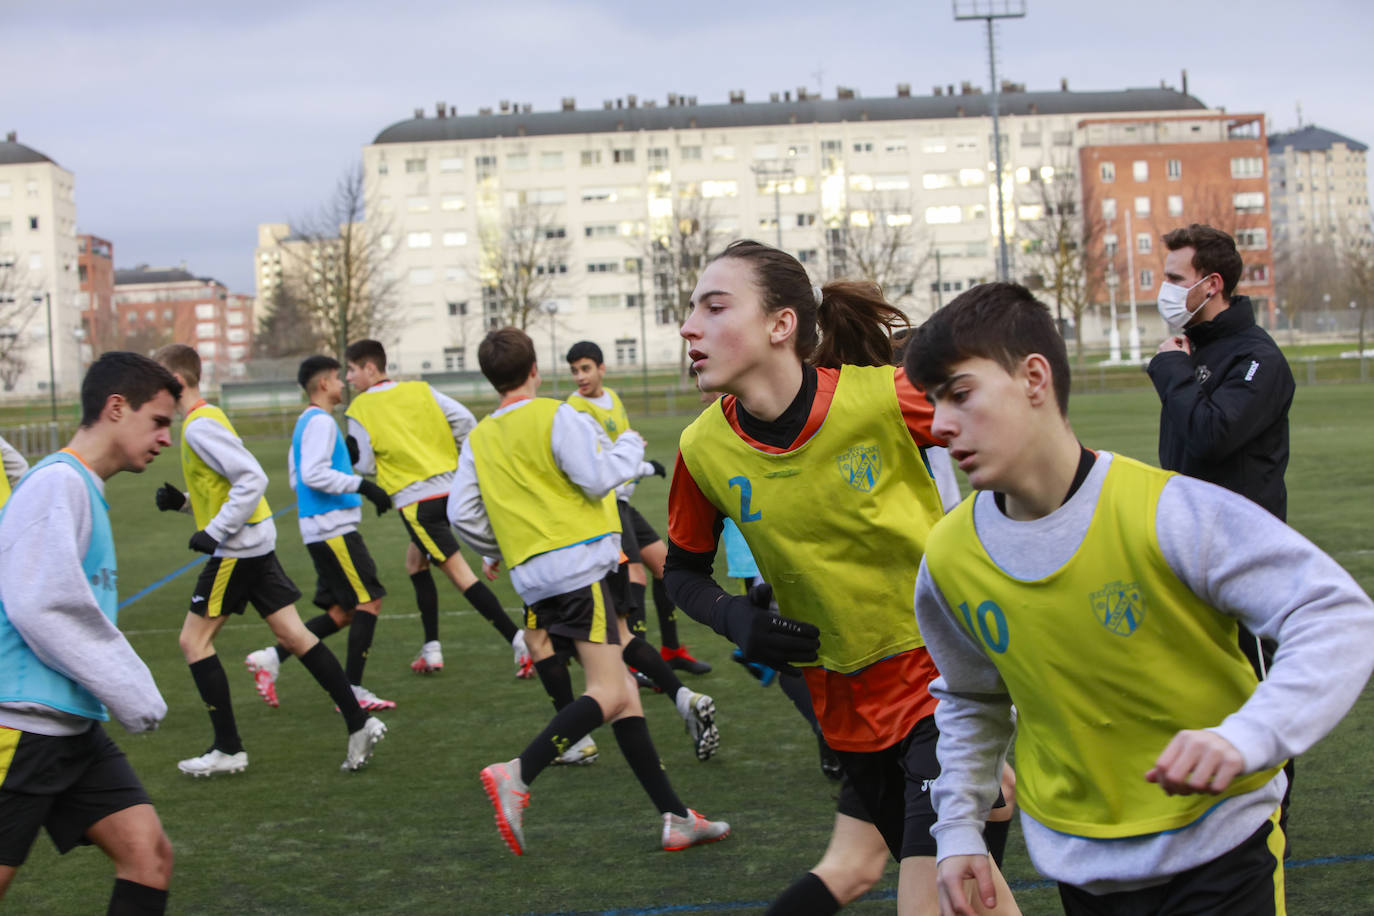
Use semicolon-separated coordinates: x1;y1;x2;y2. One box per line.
346;381;458;495
567;388;630;442
181;404;272;531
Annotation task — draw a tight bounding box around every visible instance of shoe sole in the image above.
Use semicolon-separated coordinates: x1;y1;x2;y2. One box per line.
687;697;719;762
342;724;387;772
663;826;731;852
479;769;525;856
410;661;443;674
553;751;599;766
178;762;247;778
667;659;714;674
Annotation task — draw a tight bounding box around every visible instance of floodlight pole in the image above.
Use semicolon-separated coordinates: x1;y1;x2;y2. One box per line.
953;1;1026;283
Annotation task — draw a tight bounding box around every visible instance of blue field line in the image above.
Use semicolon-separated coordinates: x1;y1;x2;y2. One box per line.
116;503;297;611
516;853;1373;916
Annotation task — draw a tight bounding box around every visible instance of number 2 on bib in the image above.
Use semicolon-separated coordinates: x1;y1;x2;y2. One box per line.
728;476;762;522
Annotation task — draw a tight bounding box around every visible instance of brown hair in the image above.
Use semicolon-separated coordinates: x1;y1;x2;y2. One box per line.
344;339;387;373
478;327;537;393
80;351;182;427
710;239;908;369
1161;224;1243;299
152;343;201;388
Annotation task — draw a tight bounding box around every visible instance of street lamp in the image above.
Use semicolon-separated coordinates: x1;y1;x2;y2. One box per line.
33;292;56;424
542;300;559;396
632;256;649;411
751;161;794;249
1106;265;1121;362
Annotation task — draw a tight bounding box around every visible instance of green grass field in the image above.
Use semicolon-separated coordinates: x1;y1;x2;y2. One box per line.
6;383;1374;915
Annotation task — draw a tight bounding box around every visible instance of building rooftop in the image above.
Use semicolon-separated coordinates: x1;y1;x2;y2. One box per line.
114;266;217;286
1268;125;1368;154
372;87;1208;145
0;132;56;166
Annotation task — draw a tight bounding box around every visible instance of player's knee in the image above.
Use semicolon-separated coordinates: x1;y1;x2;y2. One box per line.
813;859;883;906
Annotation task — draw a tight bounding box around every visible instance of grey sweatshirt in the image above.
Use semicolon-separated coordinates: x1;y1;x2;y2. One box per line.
0;461;167;736
288;409;363;544
348;381;476;508
181;415;277;557
915;452;1374;892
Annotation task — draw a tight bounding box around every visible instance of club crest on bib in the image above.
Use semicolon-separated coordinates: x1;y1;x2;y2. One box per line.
605;417;617;433
835;445;882;492
1091;581;1146;636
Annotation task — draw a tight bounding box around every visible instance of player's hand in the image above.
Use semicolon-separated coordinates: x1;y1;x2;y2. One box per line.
648;459;666;478
155;482;186;512
482;558;500;580
747;580;774;610
1156;335;1191;356
1146;729;1244;795
720;594;819;674
188;530;219;555
936;854;998;916
345;435;360;466
357;479;391;516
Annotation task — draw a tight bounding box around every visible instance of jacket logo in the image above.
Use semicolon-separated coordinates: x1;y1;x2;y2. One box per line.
1091;581;1145;636
1194;364;1211;385
835;445;881;492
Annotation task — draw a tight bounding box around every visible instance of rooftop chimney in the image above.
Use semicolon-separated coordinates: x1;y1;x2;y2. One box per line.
478;107;492;116
436;101;447;118
1182;69;1189;95
603;100;614;110
1060;77;1069;91
667;92;679;106
934;85;943;96
561;97;576;111
769;91;779;102
729;89;745;104
499;100;511;113
837;86;855;100
897;83;911;98
627;93;637;108
687;96;697;106
797;87;809;101
413;107;424;118
5;131;14;142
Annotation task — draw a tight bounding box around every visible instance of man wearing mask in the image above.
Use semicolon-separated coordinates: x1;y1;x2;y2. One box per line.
1147;222;1297;845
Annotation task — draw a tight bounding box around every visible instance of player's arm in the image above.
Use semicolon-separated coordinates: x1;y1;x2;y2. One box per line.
431;386;478;446
551;404;645;498
0;434;28;485
0;467;166;732
1148;475;1374;794
446;440;501;560
895;366;946;448
345;417;377;476
302;413;388;514
183;417;269;543
1147;345;1293;463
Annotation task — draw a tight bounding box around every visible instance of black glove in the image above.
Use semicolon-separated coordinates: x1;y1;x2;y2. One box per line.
648;459;666;478
155;482;186;512
345;435;360;466
747;580;774;610
357;479;391;516
716;593;819;675
188;530;219;555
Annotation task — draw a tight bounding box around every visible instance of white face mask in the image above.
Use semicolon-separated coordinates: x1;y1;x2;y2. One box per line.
1157;275;1213;331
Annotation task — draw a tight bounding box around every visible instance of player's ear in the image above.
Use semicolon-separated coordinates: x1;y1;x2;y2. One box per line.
104;393;129;422
1021;353;1054;407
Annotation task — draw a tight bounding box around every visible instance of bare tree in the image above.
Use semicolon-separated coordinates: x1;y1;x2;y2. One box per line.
643;192;724;379
828;192;933;318
477;203;572;331
1018;167;1106;363
112;322;174;359
252;283;321;358
275;164;399;360
0;261;43;391
1337;221;1374;356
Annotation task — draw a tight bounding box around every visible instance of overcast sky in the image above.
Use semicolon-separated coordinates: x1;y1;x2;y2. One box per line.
7;0;1372;294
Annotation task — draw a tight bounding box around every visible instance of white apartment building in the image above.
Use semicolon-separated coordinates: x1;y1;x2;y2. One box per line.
0;132;83;398
1267;125;1371;251
362;85;1214;374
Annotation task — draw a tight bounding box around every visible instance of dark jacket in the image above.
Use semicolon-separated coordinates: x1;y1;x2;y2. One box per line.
1146;296;1294;520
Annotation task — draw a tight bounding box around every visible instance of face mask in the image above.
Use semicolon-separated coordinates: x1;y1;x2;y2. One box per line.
1157;275;1213;331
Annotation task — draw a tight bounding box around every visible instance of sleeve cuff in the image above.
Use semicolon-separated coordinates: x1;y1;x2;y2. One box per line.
932;822;991;862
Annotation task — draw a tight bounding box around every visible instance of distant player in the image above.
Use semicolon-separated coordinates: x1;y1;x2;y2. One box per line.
453;328;729;856
0;352;175;913
243;355;395;712
565;340;711;675
343;339;530;677
0;432;30;509
905;283;1374;915
152;344;385;776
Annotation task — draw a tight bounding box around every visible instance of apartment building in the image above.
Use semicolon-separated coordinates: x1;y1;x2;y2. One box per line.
0;132;83;397
362;84;1213;373
78;233;115;358
113;267;254;385
1267;125;1370;252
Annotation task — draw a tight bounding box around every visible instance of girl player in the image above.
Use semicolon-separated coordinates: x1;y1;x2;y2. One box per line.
664;240;1018;916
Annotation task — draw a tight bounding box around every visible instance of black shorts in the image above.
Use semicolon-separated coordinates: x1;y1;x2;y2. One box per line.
1058;810;1285;915
524;577;621;647
399;496;461;564
833;714;1002;861
616;501;661;565
0;724;152;866
190;552;302;618
307;531;386;611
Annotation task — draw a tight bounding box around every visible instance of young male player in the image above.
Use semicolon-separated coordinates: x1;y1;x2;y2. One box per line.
452;328;729;855
343;339;530;677
565;340;710;675
152;344;385;776
242;355;395;712
0;351;176;913
904;283;1374;915
0;432;29;509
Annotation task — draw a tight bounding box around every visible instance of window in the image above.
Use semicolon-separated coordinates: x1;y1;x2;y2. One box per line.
958;168;985;187
798;249;819;263
1021;132;1042;147
954;136;978;151
196;322;217;339
534;261;567;276
701;180;738;198
921;137;947;153
1017;205;1043;221
796;213;816;227
787;144;810;158
821;139;844;155
195;303;216;319
442;231;467;247
615;337;638;366
923;171;957;190
0;219;9;235
538;151;564;169
1168;195;1183;217
443;347;465;371
0;182;9;198
475;155;497;179
1244;263;1270;283
612;148;635;164
582;187;615;202
1137;233;1152;254
586;261;619;273
1167;159;1182;180
1100;162;1116;182
409;268;434;285
506;153;529;171
924;206;963;225
584;223;618;238
542;226;567;240
1135;196;1150;217
200;342;218;358
1233;192;1266;213
712;145;736;162
376;159;390;176
1102;198;1117;221
883;139;907;153
876;175;911;191
29;254;41;270
443;266;464;283
407;196;431;213
441;195;465;211
227;312;245;326
587;294;621;309
852;141;874;154
753;144;778;161
28;216;38;231
1132;161;1149;182
680;145;702;161
405;158;426;173
227;329;247;344
648;147;670;166
1139;268;1153;290
1051;130;1073;146
407;232;433;248
1104;233;1119;257
758;216;779;230
1236;227;1267;249
1231;157;1264;179
440;157;464;172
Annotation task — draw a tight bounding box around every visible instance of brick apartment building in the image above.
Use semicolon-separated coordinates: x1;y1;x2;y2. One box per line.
112;266;255;385
1079;111;1275;339
77;233;114;357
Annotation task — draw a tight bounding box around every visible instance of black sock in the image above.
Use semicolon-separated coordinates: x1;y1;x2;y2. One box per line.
534;654;575;711
984;817;1011;869
299;642;367;732
652;578;680;649
107;878;168;916
518;694;603;785
410;569;440;643
346;610;378;685
779;670;819;730
626;580;648;637
274;612;341;664
188;655;242;754
622;635;685;697
765;873;840;916
464;580;518;643
612;716;686;817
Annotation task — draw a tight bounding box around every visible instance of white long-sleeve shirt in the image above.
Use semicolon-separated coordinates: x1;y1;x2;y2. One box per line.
448;400;644;604
348;381;477;508
916;452;1374;893
0;434;29;485
569;390;656;501
182;416;276;557
0;461;166;736
288;409;363;544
